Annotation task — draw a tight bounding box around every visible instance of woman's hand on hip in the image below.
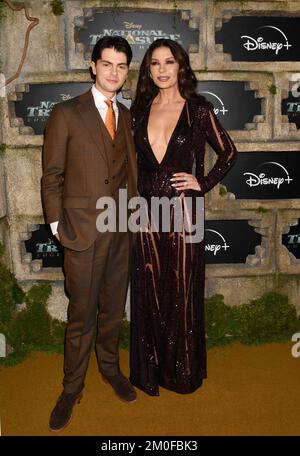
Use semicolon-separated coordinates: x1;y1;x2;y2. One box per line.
170;173;202;192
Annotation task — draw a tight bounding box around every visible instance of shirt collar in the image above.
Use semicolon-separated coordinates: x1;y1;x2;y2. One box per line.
91;84;117;107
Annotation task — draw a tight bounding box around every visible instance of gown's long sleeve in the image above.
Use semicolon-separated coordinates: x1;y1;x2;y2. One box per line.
198;104;237;194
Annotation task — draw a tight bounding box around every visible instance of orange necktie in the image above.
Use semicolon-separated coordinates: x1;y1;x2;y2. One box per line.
104;99;116;140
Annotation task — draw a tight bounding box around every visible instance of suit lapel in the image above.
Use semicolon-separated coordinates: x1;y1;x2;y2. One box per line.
75;89;108;164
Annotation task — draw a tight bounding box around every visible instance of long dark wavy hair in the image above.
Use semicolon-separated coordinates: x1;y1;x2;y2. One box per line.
132;39;206;116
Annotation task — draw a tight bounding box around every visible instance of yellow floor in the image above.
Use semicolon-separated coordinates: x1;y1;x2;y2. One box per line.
0;342;299;436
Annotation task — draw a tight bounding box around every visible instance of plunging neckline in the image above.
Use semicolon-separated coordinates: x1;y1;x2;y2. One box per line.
146;101;186;167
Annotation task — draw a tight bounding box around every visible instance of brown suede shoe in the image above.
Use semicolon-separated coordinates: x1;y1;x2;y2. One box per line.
49;390;83;432
102;372;137;403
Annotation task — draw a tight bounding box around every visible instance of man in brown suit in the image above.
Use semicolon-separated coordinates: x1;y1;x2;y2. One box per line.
41;36;137;432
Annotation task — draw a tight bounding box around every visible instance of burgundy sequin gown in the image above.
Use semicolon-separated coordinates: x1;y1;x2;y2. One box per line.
130;98;237;395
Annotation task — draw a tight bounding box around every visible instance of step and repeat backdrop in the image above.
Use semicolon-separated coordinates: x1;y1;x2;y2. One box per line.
1;0;300;314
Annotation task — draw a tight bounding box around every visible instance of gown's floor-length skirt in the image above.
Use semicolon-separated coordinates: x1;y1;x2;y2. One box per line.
130;208;207;396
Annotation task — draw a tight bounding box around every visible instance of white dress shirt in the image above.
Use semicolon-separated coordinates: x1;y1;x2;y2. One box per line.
91;83;119;126
50;84;118;236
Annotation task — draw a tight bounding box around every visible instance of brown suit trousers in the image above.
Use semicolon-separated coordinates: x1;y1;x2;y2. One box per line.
63;229;131;394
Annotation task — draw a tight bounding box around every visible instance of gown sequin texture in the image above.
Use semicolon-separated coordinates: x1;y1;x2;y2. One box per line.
129;98;237;396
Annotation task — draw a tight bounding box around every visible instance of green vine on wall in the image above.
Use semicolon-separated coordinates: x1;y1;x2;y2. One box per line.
268;84;277;95
51;0;64;16
214;0;246;4
109;0;179;28
0;0;6;22
219;184;227;196
111;0;178;9
256;206;268;213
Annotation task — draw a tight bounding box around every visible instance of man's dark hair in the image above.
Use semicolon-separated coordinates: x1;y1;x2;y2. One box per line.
90;36;132;80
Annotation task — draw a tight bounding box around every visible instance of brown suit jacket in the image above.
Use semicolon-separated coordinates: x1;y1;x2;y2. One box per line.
41;89;137;251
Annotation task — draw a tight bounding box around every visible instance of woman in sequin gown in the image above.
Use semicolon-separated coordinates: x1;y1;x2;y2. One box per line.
130;39;237;396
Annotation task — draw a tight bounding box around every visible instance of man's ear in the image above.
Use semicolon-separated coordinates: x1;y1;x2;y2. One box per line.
90;61;96;75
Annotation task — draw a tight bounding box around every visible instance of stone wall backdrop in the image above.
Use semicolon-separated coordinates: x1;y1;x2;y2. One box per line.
0;0;300;321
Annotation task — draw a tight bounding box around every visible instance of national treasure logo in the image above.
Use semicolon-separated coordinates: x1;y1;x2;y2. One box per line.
89;21;181;46
24;224;63;268
26;94;72;122
14;82;92;135
282;219;300;260
75;10;199;61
